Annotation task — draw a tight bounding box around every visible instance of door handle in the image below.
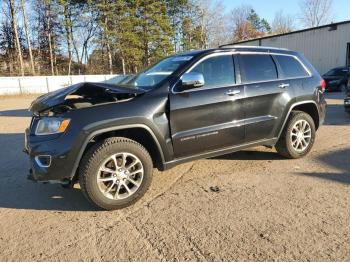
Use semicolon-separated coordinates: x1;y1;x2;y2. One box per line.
226;89;240;96
278;83;290;89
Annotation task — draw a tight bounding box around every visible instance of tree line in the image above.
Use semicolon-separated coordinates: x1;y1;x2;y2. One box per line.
0;0;334;77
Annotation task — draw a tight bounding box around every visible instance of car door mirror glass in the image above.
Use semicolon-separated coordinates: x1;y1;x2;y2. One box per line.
179;72;205;91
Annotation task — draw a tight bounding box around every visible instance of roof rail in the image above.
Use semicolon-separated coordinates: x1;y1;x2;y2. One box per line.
219;44;289;51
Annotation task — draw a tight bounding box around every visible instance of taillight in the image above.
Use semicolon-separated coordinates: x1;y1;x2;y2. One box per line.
320;79;326;92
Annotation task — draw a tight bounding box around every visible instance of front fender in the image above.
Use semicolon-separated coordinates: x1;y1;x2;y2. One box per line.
68;122;169;179
61;91;172;179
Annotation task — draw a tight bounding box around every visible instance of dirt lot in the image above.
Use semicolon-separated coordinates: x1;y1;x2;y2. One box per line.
0;92;349;261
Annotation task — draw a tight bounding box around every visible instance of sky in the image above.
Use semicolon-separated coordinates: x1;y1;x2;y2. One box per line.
222;0;350;29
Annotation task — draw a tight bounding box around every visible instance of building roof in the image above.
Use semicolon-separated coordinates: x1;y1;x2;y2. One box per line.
222;20;350;46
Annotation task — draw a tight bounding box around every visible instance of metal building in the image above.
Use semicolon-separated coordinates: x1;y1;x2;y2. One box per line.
227;20;350;74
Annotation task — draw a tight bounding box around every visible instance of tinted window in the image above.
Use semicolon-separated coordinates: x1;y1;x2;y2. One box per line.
190;55;235;88
240;54;278;83
275;55;309;78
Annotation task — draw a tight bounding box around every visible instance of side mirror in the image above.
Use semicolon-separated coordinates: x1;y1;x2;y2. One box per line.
179;72;205;91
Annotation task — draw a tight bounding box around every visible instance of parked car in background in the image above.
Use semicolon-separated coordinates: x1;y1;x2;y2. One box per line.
25;46;327;210
322;66;350;92
344;92;350;114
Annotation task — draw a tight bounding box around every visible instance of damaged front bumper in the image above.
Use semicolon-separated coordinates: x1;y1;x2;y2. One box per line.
24;126;77;184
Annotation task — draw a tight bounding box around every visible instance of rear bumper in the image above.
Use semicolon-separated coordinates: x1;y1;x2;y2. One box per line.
318;96;327;127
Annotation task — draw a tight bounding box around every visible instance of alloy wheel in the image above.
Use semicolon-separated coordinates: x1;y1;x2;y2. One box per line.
290;120;312;152
97;152;144;200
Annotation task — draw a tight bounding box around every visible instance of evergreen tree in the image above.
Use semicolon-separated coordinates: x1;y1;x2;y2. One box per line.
166;0;189;52
247;9;271;33
261;18;272;33
135;0;173;67
247;9;261;31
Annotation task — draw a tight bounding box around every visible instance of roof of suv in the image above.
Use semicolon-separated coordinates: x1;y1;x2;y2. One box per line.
177;46;296;57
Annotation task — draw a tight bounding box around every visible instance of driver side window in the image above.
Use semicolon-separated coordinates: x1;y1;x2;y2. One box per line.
189;55;236;89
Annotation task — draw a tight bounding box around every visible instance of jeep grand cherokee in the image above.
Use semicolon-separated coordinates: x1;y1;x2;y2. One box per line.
25;46;327;210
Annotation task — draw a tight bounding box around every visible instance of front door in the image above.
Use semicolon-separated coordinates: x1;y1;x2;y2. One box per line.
169;54;245;158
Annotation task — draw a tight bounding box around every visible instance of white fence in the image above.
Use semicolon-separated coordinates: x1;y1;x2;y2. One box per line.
0;74;125;95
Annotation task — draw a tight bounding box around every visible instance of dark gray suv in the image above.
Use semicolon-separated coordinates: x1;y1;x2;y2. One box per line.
25;46;327;210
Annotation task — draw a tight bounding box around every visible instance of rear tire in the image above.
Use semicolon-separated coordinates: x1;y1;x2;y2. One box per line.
79;137;153;210
275;111;316;159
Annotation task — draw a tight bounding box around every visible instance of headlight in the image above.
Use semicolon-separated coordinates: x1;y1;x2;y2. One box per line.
344;100;350;105
35;118;70;135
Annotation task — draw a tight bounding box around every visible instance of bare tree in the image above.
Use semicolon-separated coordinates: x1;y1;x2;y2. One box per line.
197;0;231;48
230;4;263;42
8;0;24;76
272;11;295;34
104;16;113;75
61;1;74;75
299;0;334;27
68;2;98;73
20;0;35;75
45;1;55;76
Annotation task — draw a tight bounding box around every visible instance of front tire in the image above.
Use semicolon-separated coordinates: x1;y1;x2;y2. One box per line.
79;137;153;210
275;111;316;159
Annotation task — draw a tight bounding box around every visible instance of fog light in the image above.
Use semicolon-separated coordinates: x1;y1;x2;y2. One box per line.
35;155;52;167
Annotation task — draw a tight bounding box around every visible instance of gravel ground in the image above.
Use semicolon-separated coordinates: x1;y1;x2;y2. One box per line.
0;92;349;261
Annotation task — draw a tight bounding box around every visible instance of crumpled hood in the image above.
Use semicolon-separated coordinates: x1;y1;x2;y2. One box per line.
29;82;145;114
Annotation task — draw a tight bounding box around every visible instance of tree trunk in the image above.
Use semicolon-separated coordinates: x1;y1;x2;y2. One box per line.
20;0;35;75
104;14;113;74
48;31;55;76
70;20;81;72
36;6;42;75
121;57;126;75
106;41;113;74
63;4;73;75
9;0;25;76
45;3;55;76
52;36;58;75
71;29;81;65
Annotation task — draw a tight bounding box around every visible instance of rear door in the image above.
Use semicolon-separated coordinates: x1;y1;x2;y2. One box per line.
169;54;245;158
238;53;294;142
273;53;311;99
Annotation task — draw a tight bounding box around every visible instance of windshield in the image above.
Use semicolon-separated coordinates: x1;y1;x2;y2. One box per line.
119;55;193;90
325;68;349;76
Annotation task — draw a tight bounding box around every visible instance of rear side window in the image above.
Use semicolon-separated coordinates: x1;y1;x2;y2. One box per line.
190;55;235;88
274;55;309;78
239;54;278;83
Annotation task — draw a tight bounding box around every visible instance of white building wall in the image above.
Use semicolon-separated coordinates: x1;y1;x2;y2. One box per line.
0;74;124;95
236;23;350;74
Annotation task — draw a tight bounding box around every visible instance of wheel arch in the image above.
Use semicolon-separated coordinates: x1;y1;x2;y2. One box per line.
70;124;166;180
292;103;320;129
277;101;320;140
